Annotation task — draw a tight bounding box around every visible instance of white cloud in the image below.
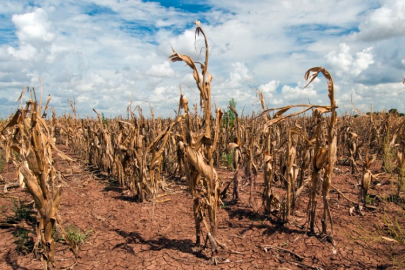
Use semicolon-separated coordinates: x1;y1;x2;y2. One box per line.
349;82;405;112
355;0;405;41
325;44;353;76
146;61;175;78
270;99;283;105
281;84;317;103
0;0;404;117
258;80;279;96
148;85;179;110
352;47;374;76
8;43;37;60
6;8;55;61
230;62;251;80
326;43;374;77
219;62;252;89
12;8;54;44
158;29;202;58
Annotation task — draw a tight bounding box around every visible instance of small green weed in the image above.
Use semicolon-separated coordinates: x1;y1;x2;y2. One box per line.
282;240;289;247
382;138;395;173
3;199;36;254
382;213;405;244
14;228;34;255
65;225;92;247
221;150;234;170
380;211;405;268
6;199;35;224
220;202;229;209
365;194;375;205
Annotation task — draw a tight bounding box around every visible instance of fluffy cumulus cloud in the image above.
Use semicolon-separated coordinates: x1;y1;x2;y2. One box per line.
7;8;54;61
281;79;320;103
0;0;405;117
207;61;257;107
326;43;374;77
355;0;405;41
149;85;178;103
146;61;175;78
282;85;316;101
225;62;252;88
12;8;54;43
258;80;279;98
158;29;203;59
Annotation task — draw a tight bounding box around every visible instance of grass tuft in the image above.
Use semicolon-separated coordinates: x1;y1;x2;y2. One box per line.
14;228;34;255
382;213;405;245
221;150;235;171
64;225;92;247
6;199;35;224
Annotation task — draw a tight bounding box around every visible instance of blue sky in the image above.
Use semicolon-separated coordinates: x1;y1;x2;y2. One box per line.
0;0;404;117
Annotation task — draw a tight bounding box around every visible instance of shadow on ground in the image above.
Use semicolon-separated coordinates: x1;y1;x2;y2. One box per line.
113;229;209;260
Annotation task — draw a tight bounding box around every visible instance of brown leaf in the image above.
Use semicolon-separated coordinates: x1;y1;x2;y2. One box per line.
264;154;271;163
381;236;398;243
169;51;197;71
17;86;28;102
2;110;22;132
227;142;239;150
185;145;214;180
274;105;293;119
304;67;335;106
362;170;372;192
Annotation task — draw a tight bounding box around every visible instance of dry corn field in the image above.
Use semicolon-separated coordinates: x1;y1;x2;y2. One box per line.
1;22;405;269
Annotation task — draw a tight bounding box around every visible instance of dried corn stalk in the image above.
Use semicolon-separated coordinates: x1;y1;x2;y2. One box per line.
2;89;74;269
171;21;222;263
228;140;241;200
255;67;337;234
284;128;297;221
304;67;337;236
258;104;327;222
396;122;405;196
263;152;279;213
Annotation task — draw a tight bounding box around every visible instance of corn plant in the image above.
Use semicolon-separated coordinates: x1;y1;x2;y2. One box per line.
396;123;405;196
170;21;223;263
304;67;337;236
2;88;74;269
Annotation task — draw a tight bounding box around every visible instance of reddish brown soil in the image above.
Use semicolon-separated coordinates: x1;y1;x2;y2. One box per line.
1;146;404;269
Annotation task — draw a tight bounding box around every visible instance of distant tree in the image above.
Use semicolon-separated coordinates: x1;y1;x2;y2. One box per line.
223;98;237;128
101;112;108;127
389;108;399;115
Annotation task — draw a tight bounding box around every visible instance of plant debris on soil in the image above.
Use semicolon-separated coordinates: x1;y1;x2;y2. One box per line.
1;145;404;269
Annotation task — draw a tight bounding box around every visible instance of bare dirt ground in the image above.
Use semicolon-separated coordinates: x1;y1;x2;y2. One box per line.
1;145;405;269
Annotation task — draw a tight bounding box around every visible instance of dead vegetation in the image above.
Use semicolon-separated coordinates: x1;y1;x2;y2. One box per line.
0;21;405;269
1;87;76;269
